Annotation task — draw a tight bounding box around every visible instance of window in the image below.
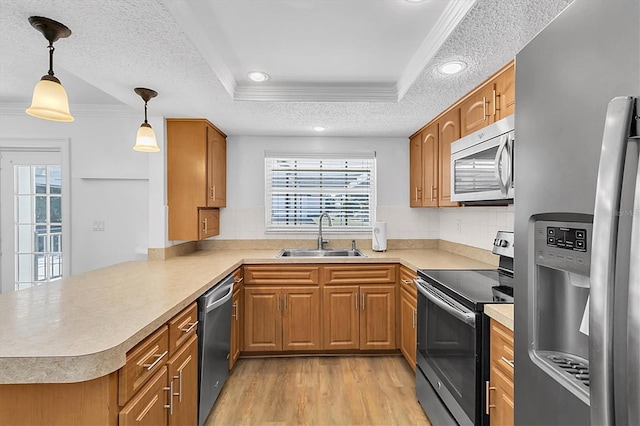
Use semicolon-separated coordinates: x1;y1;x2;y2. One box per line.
265;152;376;232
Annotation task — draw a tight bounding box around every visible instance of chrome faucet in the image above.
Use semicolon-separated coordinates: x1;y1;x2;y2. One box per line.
317;212;332;250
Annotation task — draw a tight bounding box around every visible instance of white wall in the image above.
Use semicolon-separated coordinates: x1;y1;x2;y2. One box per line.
219;135;440;240
0;110;160;274
440;205;515;251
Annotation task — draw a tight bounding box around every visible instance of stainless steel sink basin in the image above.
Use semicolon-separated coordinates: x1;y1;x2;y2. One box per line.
277;248;366;258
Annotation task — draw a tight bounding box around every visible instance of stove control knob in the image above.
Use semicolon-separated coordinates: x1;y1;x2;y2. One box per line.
501;240;509;247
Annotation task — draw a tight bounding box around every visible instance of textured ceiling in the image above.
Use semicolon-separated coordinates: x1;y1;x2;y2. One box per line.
0;0;573;137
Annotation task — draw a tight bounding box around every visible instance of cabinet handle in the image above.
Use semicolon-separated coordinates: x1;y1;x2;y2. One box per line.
485;380;496;414
501;356;515;369
232;302;237;319
355;292;358;311
235;277;244;284
493;89;497;116
401;279;412;285
180;321;199;334
413;309;417;329
142;350;167;371
483;96;489;119
362;293;365;311
415;187;418;202
213;186;216;200
164;381;174;415
175;371;182;402
284;293;287;311
209;186;214;200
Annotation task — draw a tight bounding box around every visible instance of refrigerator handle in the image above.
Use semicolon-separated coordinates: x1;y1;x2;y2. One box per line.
590;96;636;426
628;127;640;426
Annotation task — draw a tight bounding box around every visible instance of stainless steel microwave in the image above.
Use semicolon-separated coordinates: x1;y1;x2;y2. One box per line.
450;115;514;203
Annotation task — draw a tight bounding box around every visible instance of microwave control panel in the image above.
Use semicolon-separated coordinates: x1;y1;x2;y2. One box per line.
534;220;591;276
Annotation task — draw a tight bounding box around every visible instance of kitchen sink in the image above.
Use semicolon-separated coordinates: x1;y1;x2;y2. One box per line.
276;248;366;258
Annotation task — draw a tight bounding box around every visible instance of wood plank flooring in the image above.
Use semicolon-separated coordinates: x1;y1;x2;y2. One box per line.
204;356;431;426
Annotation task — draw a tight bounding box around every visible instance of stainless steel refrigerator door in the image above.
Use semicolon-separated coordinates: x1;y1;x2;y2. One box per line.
629;150;640;426
590;96;637;425
514;0;640;425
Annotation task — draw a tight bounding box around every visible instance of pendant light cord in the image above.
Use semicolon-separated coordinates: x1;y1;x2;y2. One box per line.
144;101;149;124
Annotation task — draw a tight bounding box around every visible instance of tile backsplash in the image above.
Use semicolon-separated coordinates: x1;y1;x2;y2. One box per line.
217;204;514;251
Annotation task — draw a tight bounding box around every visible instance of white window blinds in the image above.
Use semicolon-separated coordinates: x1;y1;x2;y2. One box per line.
265;152;376;232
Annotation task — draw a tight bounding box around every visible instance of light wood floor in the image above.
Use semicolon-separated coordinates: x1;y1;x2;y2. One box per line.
204;355;431;426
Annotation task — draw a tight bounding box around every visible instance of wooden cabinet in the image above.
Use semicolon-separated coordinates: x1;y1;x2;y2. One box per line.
119;367;169;426
244;286;321;352
488;319;514;426
437;108;461;207
119;303;199;426
243;265;321;353
460;62;515;137
230;268;243;370
167;118;226;241
398;266;417;371
323;265;397;351
409;61;514;207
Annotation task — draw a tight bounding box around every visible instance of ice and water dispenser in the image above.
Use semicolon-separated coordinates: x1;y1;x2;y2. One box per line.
529;217;592;404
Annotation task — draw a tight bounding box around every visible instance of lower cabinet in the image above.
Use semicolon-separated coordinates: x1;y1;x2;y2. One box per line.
398;266;418;371
230;268;243;370
119;367;169;426
488;319;514;426
166;335;198;426
243;286;321;352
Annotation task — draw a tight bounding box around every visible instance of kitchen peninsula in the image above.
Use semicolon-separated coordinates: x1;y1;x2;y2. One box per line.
0;246;500;424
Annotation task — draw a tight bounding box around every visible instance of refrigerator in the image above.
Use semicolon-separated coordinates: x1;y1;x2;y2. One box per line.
514;1;639;425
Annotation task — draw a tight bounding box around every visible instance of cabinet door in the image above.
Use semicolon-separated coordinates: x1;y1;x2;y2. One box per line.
489;368;515;426
322;286;360;350
494;65;515;120
198;209;219;240
460;84;494;137
206;125;226;208
409;132;423;207
438;108;461;207
119;367;168;426
359;285;396;350
399;288;417;371
167;335;198;426
230;288;241;369
282;287;321;351
421;123;439;207
243;287;281;351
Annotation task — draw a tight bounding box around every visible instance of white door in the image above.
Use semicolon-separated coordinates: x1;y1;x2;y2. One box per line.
0;150;65;293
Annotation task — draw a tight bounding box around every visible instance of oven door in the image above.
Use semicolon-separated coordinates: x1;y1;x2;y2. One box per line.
415;278;482;426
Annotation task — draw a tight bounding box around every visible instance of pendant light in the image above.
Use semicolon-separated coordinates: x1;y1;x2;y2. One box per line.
133;88;160;152
25;16;74;122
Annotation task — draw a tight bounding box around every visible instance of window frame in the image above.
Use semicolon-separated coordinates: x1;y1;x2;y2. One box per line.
264;151;376;233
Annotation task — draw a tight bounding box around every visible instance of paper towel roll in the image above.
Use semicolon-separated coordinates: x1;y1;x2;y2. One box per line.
372;222;387;252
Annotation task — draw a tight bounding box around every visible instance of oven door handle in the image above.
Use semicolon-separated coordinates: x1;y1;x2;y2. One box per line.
414;278;476;327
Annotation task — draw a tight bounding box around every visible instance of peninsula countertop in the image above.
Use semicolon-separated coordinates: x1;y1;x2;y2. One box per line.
0;248;496;384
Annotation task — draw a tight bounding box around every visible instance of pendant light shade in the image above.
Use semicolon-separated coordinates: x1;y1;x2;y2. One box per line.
25;17;74;122
133;88;160;152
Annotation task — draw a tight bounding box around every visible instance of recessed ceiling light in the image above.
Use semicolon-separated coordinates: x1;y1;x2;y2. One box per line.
248;71;270;82
312;126;326;132
438;61;467;75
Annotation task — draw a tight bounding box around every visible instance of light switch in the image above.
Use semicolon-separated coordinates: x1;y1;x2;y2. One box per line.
92;220;105;231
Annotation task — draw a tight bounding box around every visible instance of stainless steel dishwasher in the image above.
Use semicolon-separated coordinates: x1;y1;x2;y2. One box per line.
197;274;234;426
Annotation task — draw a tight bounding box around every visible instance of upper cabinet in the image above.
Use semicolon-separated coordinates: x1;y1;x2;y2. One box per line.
167;118;227;241
410;61;514;208
460;62;515;137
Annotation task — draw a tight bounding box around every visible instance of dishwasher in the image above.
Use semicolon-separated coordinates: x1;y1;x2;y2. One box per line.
197;273;234;426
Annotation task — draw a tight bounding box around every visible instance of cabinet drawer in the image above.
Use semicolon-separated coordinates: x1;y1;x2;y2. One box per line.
324;264;397;285
244;265;320;285
168;302;198;357
119;366;168;426
119;325;169;406
399;265;417;298
490;319;514;380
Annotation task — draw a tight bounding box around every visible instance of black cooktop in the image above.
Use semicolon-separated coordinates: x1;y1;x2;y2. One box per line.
417;269;513;311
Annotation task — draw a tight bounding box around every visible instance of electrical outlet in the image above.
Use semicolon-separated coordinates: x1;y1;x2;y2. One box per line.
92;220;105;231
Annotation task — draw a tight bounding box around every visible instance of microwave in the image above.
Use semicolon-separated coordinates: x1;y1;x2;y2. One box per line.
450;115;514;203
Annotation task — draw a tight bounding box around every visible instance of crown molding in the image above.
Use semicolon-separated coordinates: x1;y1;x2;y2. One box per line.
0;103;136;117
234;83;398;102
396;0;477;101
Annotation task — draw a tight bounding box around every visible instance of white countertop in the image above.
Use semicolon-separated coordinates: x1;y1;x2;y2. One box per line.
0;248;495;384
